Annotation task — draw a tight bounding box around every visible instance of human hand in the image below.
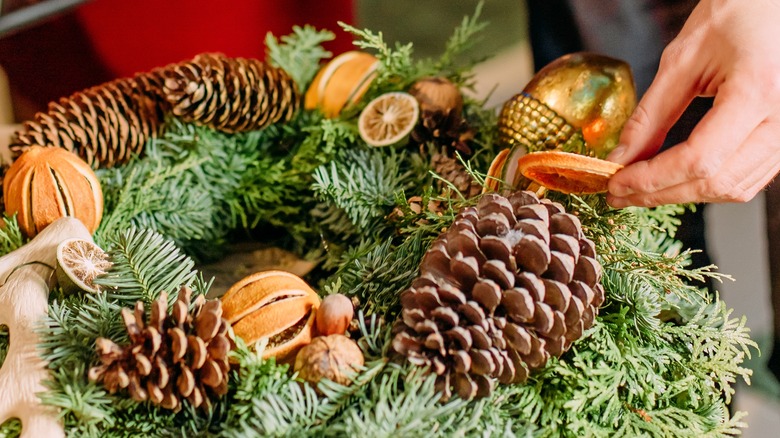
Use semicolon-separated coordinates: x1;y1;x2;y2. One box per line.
606;0;780;208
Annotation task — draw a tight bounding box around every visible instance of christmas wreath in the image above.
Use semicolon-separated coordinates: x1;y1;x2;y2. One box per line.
0;6;755;437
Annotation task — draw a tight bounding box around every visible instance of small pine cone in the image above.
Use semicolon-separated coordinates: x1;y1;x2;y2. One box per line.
411;109;474;158
10;74;165;168
162;53;300;133
431;152;482;199
89;286;233;411
392;191;604;400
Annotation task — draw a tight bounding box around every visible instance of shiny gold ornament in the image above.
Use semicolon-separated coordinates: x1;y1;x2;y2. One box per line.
490;53;636;193
499;52;636;155
3;146;103;238
221;270;321;362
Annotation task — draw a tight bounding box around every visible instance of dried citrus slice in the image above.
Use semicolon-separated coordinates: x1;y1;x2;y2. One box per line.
358;92;420;147
56;238;112;294
517;150;623;194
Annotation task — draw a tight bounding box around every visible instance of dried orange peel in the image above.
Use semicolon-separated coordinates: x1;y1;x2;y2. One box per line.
516;151;623;194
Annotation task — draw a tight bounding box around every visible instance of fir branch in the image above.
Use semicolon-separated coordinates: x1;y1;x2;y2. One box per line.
39;292;126;371
265;25;335;90
327;236;421;317
94;227;197;305
326;365;472;437
0;215;24;258
312;148;413;232
40;363;117;436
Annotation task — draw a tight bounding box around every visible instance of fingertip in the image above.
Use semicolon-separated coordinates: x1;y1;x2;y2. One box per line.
606;194;628;209
605;144;628;164
607;168;635;198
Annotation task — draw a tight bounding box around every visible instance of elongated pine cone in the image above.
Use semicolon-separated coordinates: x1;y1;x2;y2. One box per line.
431;151;482;199
162;53;300;133
10;74;165;168
392;191;604;400
89;286;233;411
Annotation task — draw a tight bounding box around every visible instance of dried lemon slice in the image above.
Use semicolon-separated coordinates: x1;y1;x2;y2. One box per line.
517;150;623;194
56;238;112;294
358;92;420;147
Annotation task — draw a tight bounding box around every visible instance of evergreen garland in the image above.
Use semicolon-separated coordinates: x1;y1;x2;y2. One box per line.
0;5;758;437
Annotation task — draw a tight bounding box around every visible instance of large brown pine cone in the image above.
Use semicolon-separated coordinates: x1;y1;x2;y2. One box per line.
10;73;165;168
162;53;300;133
392;191;604;400
89;286;233;411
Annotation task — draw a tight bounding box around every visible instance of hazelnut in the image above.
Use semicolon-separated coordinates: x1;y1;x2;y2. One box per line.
316;293;354;336
294;334;364;386
408;77;463;116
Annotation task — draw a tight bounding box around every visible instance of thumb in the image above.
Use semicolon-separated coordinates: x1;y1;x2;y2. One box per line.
607;58;697;165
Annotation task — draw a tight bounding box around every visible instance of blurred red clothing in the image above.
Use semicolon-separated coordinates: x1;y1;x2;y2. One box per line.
0;0;355;120
75;0;356;78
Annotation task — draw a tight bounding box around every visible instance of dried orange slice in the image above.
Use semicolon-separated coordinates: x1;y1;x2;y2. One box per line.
517;151;623;194
56;238;112;294
358;92;420;147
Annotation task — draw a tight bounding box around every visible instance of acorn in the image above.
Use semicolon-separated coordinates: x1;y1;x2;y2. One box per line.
316;294;354;336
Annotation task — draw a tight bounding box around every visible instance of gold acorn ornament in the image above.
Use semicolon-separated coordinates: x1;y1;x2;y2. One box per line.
220;270;321;362
487;52;636;192
3;146;103;238
305;51;379;118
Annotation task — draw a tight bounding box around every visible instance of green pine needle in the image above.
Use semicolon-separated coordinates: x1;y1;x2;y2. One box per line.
95;227;197;305
265;25;336;90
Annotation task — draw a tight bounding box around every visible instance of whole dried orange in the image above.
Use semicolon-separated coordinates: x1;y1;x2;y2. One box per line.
516;150;623;194
221;270;321;362
3;146;103;237
305;51;379;118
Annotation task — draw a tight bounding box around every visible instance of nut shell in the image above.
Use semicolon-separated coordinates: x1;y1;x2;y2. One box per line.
294;334;364;386
316;294;354;336
221;270;321;362
3;146;103;237
409;77;463;116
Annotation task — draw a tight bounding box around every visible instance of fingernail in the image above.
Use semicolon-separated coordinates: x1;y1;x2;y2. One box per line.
607;195;627;209
609;183;634;197
607;145;627;163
